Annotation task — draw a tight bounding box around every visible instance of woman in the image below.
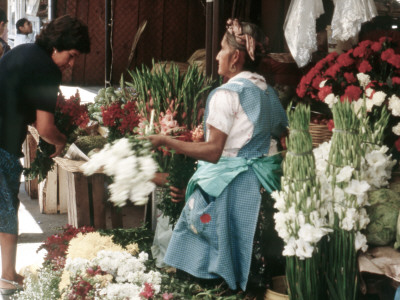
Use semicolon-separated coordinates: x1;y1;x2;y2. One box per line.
0;15;90;295
149;19;287;291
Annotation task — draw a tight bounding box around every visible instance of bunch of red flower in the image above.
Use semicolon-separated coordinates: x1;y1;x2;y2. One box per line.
55;91;89;134
297;37;400;103
37;224;95;268
101;100;141;141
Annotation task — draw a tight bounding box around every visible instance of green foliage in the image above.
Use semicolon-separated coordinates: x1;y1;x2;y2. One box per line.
23;138;55;182
127;61;215;130
74;135;108;155
157;153;197;226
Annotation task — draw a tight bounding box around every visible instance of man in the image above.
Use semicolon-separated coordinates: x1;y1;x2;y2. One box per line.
0;9;10;57
13;18;34;47
0;15;90;295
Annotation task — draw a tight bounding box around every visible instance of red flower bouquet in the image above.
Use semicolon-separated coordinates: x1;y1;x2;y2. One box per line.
297;37;400;151
101;100;141;142
37;224;95;269
24;91;90;182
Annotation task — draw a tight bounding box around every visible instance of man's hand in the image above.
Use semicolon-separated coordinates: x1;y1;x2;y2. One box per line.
50;142;66;158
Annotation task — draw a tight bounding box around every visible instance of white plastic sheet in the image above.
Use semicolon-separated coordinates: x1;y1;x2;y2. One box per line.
331;0;377;41
151;215;173;268
284;0;324;67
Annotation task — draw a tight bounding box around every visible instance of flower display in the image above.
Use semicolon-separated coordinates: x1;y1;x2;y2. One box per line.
81;137;158;207
272;103;330;300
101;100;141;142
37;224;95;268
322;101;370;300
296;37;400;150
24;91;89;182
55;232;161;300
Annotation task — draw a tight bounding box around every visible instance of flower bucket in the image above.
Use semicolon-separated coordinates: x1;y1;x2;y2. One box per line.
264;276;289;300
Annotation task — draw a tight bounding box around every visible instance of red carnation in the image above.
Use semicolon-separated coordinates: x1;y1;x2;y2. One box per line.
392;77;400;85
371;42;382;52
312;75;323;90
342;85;362;102
318;85;332;101
358;60;372;73
337;53;355;67
343;72;357;83
382;48;395;62
388;54;400;69
325;64;341;78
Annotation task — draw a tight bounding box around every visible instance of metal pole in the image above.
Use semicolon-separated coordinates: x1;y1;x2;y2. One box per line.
205;0;213;77
48;0;56;21
105;0;112;87
211;0;220;79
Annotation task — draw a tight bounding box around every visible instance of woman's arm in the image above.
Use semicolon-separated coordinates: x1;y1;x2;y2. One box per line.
35;109;67;157
148;125;228;164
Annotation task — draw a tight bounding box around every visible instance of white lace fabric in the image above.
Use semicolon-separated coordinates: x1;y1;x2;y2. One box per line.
331;0;377;41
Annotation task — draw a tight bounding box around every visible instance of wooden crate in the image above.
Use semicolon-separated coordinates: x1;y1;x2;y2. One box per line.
37;164;68;214
22;126;40;199
54;157;146;229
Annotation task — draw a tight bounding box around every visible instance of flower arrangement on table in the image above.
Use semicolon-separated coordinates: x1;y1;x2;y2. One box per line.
24;90;89;182
127;61;215;225
296;37;400;152
14;224;255;299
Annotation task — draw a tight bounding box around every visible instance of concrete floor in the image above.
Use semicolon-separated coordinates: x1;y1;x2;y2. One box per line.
0;183;68;299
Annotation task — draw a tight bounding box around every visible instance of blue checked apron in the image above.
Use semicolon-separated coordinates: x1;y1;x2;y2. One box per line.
0;147;23;235
164;78;287;290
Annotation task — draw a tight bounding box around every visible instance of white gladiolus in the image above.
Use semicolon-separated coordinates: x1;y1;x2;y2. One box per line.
355;231;368;252
295;239;314;260
336;166;354;183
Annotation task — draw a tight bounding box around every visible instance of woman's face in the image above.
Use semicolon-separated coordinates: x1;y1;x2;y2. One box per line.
52;49;81;72
216;35;235;78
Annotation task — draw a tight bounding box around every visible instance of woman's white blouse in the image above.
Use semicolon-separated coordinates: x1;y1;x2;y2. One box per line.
206;71;277;157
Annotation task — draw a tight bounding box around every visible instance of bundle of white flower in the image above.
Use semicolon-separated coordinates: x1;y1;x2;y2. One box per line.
81;137;157;206
59;232;162;300
273;104;331;259
324;100;371;300
64;250;162;299
272;103;331;300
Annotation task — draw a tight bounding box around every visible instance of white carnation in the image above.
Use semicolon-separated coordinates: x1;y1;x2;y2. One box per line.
324;93;339;108
357;73;371;88
388;94;400;116
393;122;400;136
371;91;387;107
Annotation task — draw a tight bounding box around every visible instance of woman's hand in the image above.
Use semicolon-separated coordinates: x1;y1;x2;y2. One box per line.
170;186;186;203
152;172;169;186
147;134;166;148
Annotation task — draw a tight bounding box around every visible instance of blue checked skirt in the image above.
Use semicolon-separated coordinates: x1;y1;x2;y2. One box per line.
0;147;22;235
